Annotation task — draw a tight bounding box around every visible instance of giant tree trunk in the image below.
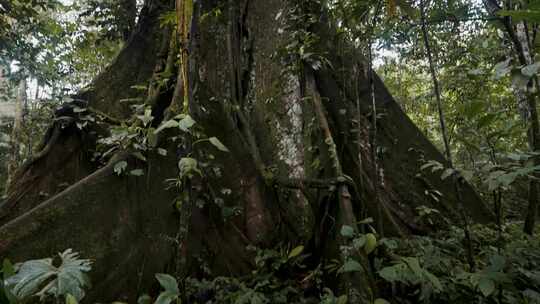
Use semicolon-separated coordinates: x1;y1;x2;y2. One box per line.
0;0;492;302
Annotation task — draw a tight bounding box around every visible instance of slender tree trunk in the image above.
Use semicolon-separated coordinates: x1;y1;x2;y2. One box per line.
420;0;476;270
5;78;26;190
420;0;451;162
483;0;540;235
524;93;540;234
511;21;540;235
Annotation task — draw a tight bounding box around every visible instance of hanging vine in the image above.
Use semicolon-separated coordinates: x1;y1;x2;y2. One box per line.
176;0;193;114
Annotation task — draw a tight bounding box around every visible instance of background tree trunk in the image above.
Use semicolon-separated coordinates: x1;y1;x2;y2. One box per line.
0;0;493;301
483;0;540;235
5;78;26;190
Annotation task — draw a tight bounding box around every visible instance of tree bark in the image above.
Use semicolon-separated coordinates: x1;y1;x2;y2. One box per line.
119;0;138;41
5;78;26;190
0;0;493;301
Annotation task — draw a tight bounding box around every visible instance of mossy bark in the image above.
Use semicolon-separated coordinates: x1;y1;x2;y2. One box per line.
0;0;492;302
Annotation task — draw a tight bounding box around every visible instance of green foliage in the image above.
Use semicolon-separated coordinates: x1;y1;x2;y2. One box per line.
114;161;128;175
208;137;230;152
375;223;540;303
135;245;327;304
96;106;158;173
373;0;539;227
482;152;540;191
1;0;126;103
339;225;379;258
65;294;78;304
378;256;443;300
154;114;196;134
178;246;317;303
137;229;533;303
498;0;540;23
2;229;538;304
277;0;331;73
1;0;62;77
320;288;348;304
77;0;138;42
154;274;180;304
178;157;201;179
2;249;91;303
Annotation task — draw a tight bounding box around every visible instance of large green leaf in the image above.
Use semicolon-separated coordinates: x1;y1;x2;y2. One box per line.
522;62;540;77
154;120;179;134
336;295;348;304
288;246;304;259
178;157;202;177
65;294;78;304
138;294;152;304
153;274;179;304
208;137;229;152
379;265;400;282
340;225;355;238
114;161;128;175
178;115;196;132
136;109;154;127
5;259;56;299
154;274;179;294
339;260;363;273
5;249;91;301
364;233;377;254
154;291;178;304
478;277;495;297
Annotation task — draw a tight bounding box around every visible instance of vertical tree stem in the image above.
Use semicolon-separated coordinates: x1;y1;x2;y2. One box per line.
420;0;476;271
